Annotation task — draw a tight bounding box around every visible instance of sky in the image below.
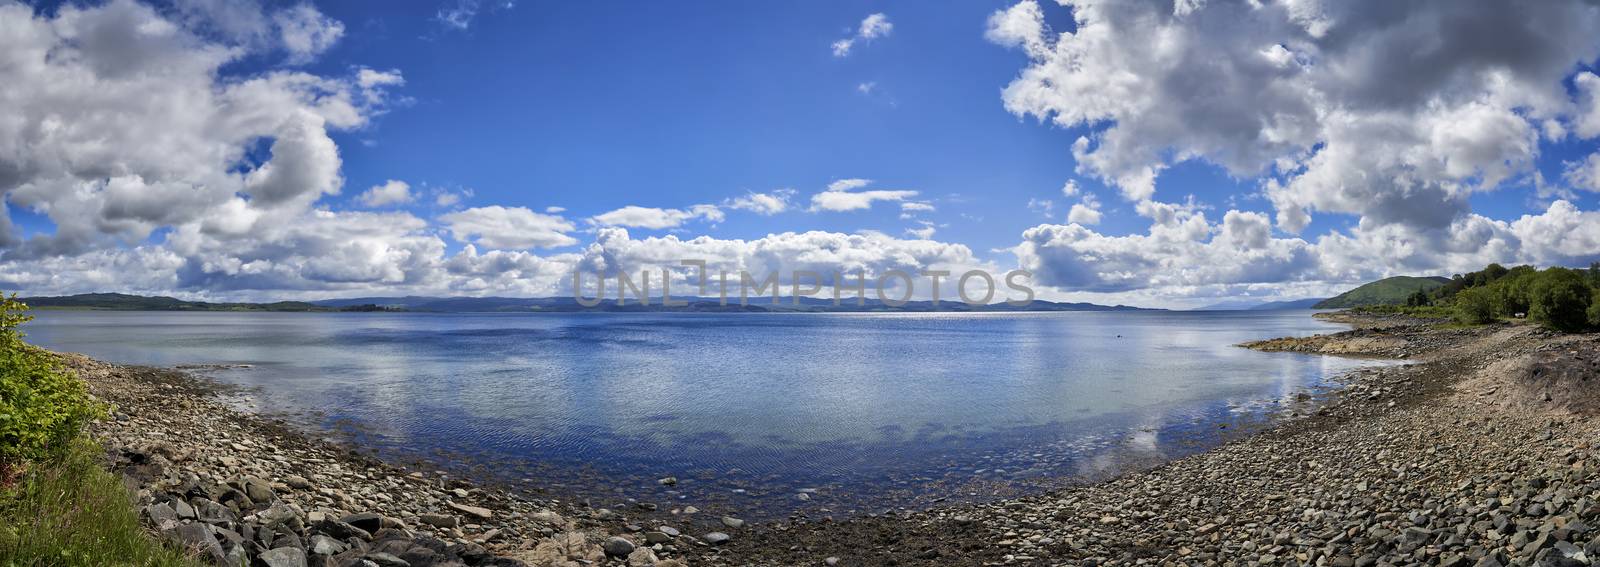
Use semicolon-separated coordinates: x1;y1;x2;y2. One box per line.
1;0;1599;308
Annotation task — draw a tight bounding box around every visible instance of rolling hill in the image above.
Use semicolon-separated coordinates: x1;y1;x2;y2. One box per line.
17;293;382;312
1312;276;1450;309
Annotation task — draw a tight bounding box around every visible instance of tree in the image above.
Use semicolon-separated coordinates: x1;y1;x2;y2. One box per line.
1590;288;1600;329
1453;287;1494;325
1491;268;1535;318
1528;268;1593;332
1405;290;1431;307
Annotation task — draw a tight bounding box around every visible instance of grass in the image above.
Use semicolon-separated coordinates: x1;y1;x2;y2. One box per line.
0;436;197;567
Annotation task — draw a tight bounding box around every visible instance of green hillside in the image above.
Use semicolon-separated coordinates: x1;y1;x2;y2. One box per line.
1313;276;1450;309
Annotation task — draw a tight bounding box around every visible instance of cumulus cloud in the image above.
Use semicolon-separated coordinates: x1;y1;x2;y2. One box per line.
573;227;989;301
0;0;401;260
440;206;578;250
1565;153;1600;192
1067;193;1102;225
1014;198;1600;296
590;205;725;229
273;3;344;64
358;180;414;207
832;13;893;57
809;179;917;212
987;0;1600;232
725;190;793;215
1015;203;1317;292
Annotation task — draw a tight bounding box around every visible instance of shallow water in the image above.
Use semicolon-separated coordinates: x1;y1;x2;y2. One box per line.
28;309;1385;517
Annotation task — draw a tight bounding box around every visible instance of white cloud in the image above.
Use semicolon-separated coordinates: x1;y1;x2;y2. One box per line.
1575;72;1600;140
832;13;893;57
440;206;577;249
1067;199;1102;226
590;205;725;230
545;206;566;213
573;227;988;300
1060;180;1080;198
358;180;413;207
1565;152;1600;192
905;221;936;240
809;179;917;212
1027;198;1054;217
827;178;872;192
725;190;793;215
173;0;343;64
273;3;344;64
1015;204;1317;292
1015;198;1600;296
987;0;1600;233
0;0;401;259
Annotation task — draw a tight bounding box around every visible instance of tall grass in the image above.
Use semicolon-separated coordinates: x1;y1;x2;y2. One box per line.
0;438;197;566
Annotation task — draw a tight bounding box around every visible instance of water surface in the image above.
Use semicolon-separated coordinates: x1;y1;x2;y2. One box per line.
28;310;1381;517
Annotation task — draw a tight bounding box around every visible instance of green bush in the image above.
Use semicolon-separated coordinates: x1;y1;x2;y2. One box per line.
1527;268;1593;332
0;295;104;476
1453;287;1495;325
1589;288;1600;328
1490;269;1534;318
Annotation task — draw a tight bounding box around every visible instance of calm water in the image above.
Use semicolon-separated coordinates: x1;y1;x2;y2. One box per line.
27;310;1381;517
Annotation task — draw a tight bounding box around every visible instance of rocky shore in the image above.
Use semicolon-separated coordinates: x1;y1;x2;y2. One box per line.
678;318;1600;566
74;356;693;567
73;311;1600;566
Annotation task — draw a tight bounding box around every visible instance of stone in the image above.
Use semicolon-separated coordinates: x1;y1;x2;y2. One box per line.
721;516;745;529
167;523;226;566
142;502;178;525
170;498;196;520
418;513;458;528
703;532;731;545
340;512;385;534
242;476;276;503
644;531;673;544
313;519;372;541
309;534;347;556
193;498;236;525
447;501;492;520
256;547;307;567
658;477;677;486
284;475;313;490
603;536;636;557
627;547;659;566
363;552;410;567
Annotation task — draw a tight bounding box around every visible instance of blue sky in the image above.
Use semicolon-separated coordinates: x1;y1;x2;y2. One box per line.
2;0;1600;307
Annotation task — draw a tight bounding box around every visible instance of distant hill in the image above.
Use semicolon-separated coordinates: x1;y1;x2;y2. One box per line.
1197;297;1327;311
18;293;386;312
1199;298;1329;311
1248;298;1329;310
13;292;1159;314
1313;276;1450;309
311;295;1159;313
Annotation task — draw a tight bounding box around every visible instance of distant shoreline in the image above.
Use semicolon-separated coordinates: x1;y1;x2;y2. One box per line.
19;291;1162;313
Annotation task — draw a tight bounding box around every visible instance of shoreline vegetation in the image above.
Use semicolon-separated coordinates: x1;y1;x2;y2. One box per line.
3;262;1599;566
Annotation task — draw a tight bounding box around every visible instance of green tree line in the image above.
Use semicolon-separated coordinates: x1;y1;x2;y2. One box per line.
1404;262;1600;332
